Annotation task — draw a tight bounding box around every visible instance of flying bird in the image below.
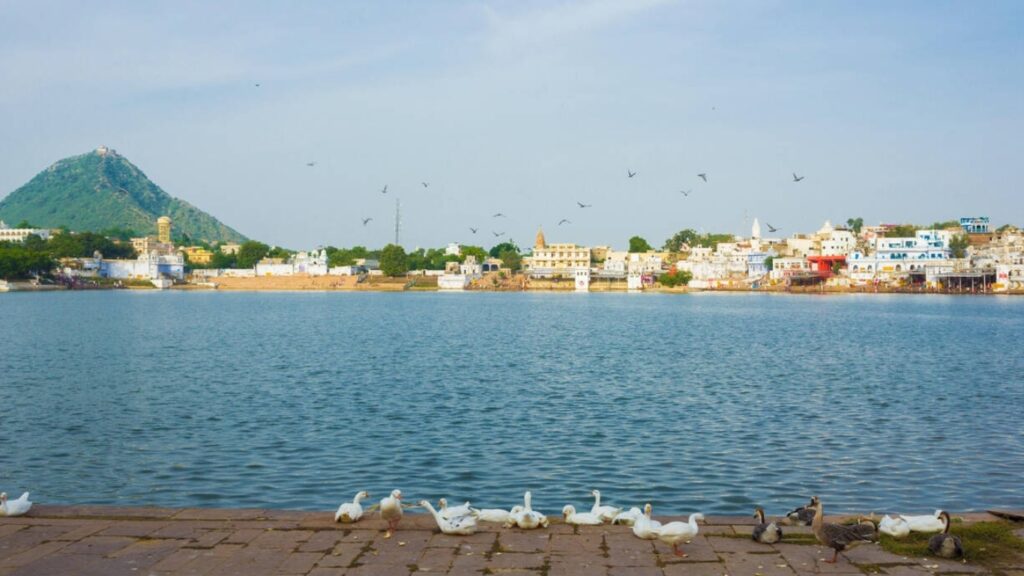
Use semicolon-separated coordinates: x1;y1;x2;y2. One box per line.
492;231;505;237
680;189;692;197
577;202;592;208
793;172;805;182
767;224;779;233
254;83;261;88
362;218;373;226
422;182;430;188
558;219;571;226
697;173;708;182
381;185;388;194
469;227;478;234
306;161;317;167
627;170;637;178
492;213;506;218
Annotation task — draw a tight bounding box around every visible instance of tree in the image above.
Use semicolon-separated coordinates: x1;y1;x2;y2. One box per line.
46;231;135;259
886;224;919;237
0;242;55;279
236;241;270;268
764;255;775;271
831;261;843;275
949;233;970;258
489;241;520;259
459;245;488;262
628;236;652;253
210;250;237;269
846;217;864;234
663;229;700;252
380;244;408;276
929;220;960;230
14;220;36;229
497;248;522;271
657;269;692;287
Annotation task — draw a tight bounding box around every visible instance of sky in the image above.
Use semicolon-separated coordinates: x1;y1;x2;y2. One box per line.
0;0;1021;250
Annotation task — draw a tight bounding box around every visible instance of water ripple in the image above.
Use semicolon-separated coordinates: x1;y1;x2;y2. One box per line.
0;291;1022;514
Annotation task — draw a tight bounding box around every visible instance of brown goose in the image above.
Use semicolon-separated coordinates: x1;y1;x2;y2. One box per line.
811;497;877;563
786;496;818;526
752;507;783;544
927;511;963;559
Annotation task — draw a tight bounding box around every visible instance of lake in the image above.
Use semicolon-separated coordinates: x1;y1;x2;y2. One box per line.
1;291;1021;516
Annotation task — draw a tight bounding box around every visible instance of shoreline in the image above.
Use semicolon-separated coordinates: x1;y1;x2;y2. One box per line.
2;504;1017;575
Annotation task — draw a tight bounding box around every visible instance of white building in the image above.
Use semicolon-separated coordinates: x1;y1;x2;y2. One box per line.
445;243;461;257
0;220;51;242
848;229;954;281
69;251;185;281
438;255;483;291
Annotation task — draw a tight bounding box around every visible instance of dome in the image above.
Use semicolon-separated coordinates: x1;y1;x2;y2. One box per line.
157;216;172;224
535;227;546;249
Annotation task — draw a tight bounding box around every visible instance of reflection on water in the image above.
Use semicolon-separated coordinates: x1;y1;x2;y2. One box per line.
1;291;1022;514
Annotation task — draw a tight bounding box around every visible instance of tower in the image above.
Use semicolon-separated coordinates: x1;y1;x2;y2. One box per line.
535;227;546;250
394;198;401;246
751;218;761;239
157;216;172;244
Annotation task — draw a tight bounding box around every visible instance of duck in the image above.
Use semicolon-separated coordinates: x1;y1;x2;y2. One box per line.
471;506;513;524
334;491;369;523
811;497;877;564
656;513;704;557
438;498;472;521
927;511;963;559
0;492;32;517
506;492;548;529
632;503;663;540
590;490;621;522
878;514;911;538
563;504;603;526
752;507;783;544
379;489;403;538
785;496;817;526
420;500;478;535
899;510;947;533
612;507;643;526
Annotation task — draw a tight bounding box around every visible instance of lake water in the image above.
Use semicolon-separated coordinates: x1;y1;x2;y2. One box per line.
1;291;1022;516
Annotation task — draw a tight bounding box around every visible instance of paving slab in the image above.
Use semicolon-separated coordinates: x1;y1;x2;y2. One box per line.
0;507;1007;576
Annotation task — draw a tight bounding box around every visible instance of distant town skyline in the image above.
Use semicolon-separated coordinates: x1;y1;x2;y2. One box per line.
0;1;1021;250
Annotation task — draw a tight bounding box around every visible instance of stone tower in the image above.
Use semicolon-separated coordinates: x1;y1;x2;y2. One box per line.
157;216;172;244
535;227;546;250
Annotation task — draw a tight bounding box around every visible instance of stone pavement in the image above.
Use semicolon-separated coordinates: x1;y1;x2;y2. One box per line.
0;506;1009;576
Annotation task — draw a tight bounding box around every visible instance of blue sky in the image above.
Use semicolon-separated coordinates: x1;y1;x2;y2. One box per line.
0;0;1021;249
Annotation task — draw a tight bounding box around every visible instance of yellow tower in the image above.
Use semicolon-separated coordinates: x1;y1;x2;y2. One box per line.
157;216;172;244
535;226;546;250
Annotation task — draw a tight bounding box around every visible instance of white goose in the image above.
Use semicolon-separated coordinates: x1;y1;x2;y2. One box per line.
420;500;478;535
507;492;548;529
334;491;369;523
379;489;403;538
632;503;663;540
471;506;513;524
612;507;643;526
899;510;947;533
656;513;704;557
562;504;603;526
590;490;621;522
879;514;911;538
0;492;32;517
438;498;472;521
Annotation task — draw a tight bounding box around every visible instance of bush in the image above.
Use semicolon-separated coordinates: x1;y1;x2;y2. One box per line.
658;269;692;287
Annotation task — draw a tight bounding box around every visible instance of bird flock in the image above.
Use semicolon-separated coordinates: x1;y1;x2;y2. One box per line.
328;490;966;563
300;159;806;244
0;489;964;562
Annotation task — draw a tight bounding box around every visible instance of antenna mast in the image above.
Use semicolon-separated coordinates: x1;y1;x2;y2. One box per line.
394;198;401;246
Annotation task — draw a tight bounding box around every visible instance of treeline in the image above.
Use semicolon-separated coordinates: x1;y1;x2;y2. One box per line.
0;232;137;280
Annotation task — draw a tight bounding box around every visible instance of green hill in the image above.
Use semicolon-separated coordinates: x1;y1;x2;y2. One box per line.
0;147;247;243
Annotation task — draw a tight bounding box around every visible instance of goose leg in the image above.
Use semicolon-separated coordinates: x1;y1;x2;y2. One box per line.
824;549;839;564
673;544;688;558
